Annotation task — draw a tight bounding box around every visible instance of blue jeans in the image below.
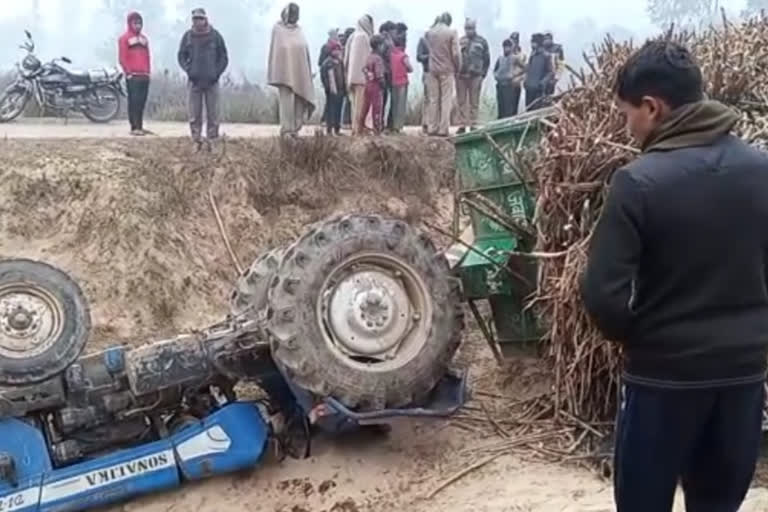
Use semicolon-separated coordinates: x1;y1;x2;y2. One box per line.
614;380;765;512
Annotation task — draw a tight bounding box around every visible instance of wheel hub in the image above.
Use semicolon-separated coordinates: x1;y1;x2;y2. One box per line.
0;286;63;360
326;269;412;359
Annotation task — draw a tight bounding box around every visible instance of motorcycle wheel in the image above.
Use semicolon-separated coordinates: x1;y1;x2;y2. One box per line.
82;85;120;123
0;89;29;123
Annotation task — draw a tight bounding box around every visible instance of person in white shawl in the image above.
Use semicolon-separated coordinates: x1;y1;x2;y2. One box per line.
344;15;374;135
268;3;316;137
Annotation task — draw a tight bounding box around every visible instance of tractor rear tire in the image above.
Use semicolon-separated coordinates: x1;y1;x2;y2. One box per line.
0;259;91;386
267;214;464;410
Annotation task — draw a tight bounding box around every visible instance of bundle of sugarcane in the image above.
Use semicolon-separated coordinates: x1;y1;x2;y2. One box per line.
529;12;768;425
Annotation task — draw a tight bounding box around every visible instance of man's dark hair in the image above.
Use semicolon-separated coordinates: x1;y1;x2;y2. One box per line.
441;12;452;26
614;40;704;108
396;22;408;33
502;39;513;48
379;21;396;34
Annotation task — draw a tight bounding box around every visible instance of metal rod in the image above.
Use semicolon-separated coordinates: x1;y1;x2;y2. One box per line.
422;220;509;274
468;299;504;365
423;220;535;291
458;182;534;195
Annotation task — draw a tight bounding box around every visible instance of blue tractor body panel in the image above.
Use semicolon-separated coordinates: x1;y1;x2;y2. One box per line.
0;403;269;512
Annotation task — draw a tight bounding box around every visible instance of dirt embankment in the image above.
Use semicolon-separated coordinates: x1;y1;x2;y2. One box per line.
0;135;455;348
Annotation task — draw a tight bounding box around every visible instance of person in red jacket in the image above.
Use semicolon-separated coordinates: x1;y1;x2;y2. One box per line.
118;12;151;135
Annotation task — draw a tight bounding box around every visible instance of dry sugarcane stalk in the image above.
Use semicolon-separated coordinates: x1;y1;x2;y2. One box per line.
523;12;768;456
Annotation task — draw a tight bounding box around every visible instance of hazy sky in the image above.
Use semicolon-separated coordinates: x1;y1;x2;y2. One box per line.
0;0;752;80
1;0;747;30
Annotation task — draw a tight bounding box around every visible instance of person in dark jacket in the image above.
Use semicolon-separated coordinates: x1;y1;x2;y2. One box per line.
318;28;339;125
320;41;345;135
523;33;552;111
542;31;564;96
378;21;396;132
494;38;525;119
456;18;490;134
581;40;768;512
177;8;229;147
339;27;356;128
118;11;151;135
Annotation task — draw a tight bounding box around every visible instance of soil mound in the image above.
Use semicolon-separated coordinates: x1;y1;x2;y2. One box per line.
0;135;454;348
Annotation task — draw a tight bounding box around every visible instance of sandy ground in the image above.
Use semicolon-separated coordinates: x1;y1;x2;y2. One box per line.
1;133;767;512
0;118;425;139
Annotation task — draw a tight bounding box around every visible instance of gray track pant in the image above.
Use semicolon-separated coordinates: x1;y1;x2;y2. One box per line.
188;81;220;141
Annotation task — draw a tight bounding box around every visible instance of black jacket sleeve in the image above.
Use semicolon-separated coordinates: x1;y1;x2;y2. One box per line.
177;31;190;73
318;44;330;68
417;37;429;66
215;31;229;79
580;168;645;342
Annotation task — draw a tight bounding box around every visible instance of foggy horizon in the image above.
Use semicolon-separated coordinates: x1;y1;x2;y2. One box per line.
0;0;755;85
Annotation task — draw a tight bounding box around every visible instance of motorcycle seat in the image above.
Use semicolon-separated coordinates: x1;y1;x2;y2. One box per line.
66;69;91;83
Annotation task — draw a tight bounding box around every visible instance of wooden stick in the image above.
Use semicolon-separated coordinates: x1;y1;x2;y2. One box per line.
208;189;244;276
598;139;641;154
425;453;505;499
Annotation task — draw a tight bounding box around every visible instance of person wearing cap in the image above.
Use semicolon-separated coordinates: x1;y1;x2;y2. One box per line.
118;11;151;136
177;8;229;147
456;18;489;134
268;3;316;137
494;36;526;119
524;33;553;111
424;12;461;137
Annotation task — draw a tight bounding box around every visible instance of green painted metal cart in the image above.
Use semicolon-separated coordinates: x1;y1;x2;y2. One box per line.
449;107;557;360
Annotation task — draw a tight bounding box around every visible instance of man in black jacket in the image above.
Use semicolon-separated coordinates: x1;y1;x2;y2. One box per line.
524;33;553;111
177;8;229;147
581;40;768;512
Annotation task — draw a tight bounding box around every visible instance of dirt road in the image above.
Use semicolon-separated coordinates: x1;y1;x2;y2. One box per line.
0;118;423;138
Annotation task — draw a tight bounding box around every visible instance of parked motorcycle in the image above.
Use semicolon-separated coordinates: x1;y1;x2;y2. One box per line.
0;30;125;123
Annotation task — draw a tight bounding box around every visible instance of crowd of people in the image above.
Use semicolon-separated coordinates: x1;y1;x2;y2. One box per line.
267;5;566;137
117;5;565;144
